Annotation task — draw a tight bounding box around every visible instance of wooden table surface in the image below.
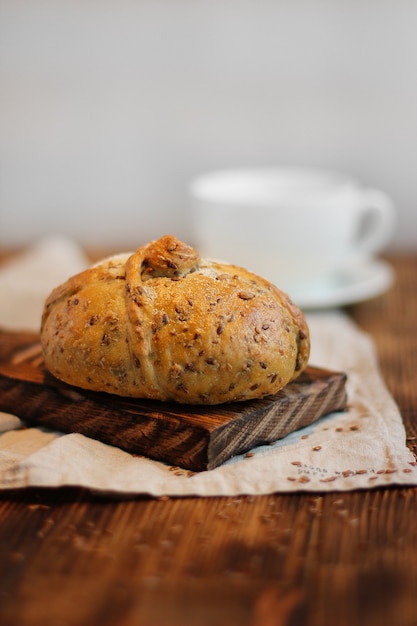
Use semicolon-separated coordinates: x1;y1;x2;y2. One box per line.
0;253;416;626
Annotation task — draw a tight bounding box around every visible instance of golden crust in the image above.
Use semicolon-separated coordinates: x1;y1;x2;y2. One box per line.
40;235;310;404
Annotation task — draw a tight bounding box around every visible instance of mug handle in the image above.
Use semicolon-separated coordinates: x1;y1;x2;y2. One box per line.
355;189;396;254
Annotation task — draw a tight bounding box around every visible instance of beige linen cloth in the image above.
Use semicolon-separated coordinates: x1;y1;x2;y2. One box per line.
0;236;416;496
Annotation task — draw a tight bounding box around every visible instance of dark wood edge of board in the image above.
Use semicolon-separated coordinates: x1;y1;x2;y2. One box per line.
0;330;348;471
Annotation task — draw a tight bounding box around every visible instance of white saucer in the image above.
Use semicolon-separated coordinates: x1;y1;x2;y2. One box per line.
286;259;395;310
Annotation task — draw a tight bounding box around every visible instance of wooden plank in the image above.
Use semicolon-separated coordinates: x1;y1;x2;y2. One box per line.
1;487;417;626
0;330;347;471
0;255;416;626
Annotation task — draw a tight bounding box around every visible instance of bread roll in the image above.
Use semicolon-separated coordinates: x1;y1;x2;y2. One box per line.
40;235;310;404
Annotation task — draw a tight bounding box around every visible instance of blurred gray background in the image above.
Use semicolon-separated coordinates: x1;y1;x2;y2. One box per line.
1;0;416;251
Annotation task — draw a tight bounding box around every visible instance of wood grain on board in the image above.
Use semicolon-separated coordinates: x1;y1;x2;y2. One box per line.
0;330;347;470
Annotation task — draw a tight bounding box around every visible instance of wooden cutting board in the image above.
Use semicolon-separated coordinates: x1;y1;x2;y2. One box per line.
0;330;347;471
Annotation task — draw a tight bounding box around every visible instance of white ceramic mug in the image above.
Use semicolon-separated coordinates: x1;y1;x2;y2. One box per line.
188;167;396;295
